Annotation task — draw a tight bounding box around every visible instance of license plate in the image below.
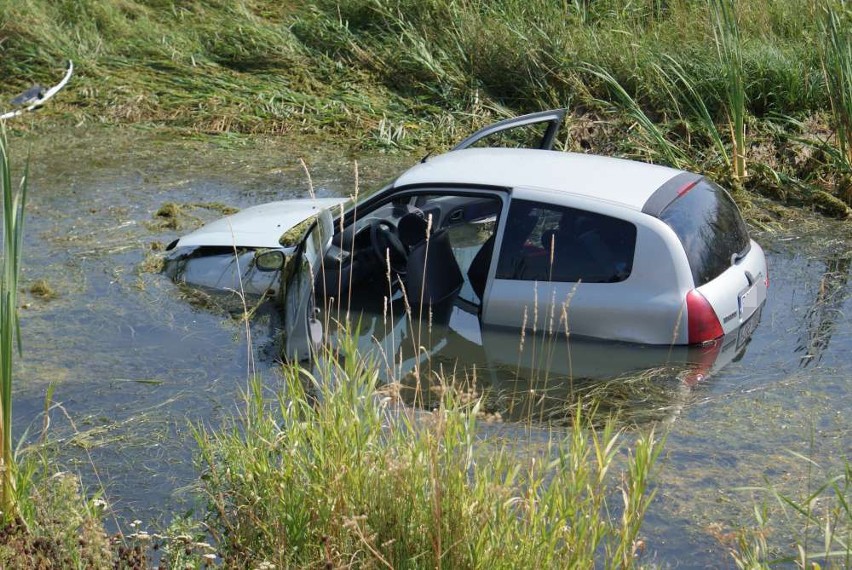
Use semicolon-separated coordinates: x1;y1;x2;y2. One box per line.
738;281;759;319
737;307;761;348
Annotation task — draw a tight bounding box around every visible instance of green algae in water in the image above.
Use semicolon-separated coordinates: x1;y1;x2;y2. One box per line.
29;279;58;300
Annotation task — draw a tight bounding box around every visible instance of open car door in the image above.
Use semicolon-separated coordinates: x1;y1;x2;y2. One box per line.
451;108;567;151
279;207;336;361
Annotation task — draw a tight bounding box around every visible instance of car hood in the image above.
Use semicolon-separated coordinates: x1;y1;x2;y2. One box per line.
175;197;346;249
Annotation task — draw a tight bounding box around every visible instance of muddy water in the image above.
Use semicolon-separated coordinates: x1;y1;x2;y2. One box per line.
14;129;404;522
11;129;851;565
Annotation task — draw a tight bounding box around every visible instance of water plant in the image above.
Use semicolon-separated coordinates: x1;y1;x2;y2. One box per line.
821;0;852;172
731;456;851;568
0;127;27;519
194;328;664;568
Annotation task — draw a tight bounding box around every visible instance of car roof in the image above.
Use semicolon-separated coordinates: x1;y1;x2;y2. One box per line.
393;148;684;211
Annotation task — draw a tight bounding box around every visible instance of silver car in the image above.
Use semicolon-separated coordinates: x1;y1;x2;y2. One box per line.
166;109;768;359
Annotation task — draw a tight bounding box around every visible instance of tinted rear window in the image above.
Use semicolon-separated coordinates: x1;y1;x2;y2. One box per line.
660;180;750;286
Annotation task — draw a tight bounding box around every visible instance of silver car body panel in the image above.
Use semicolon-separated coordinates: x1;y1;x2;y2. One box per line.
482;186;695;345
280;206;337;361
393;148;682;212
166;198;341;361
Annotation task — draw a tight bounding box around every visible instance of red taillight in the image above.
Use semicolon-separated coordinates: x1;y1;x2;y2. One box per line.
764;264;770;288
687;289;723;344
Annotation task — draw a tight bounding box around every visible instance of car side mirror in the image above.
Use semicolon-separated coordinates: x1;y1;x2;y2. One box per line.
254;249;286;272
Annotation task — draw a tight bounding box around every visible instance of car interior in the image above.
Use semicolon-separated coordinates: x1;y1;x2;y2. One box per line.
317;191;504;317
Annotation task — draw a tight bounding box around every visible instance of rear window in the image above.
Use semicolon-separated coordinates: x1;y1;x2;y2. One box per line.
496;200;636;283
659;180;750;286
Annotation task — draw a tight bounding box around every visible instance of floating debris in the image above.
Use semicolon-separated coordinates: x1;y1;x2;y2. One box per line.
29;279;58;300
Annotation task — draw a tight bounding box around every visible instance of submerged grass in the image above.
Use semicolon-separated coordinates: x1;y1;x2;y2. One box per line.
731;456;851;568
194;330;664;568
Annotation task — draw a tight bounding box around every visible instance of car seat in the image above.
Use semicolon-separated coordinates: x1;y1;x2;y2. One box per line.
405;228;463;305
467;233;495;302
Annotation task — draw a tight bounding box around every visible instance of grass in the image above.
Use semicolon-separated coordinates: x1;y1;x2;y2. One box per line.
1;0;850;212
821;0;852;172
0;0;824;128
0;126;27;519
711;0;748;181
193;329;664;568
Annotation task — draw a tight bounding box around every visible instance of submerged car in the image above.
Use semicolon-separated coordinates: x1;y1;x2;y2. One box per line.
165;109;768;361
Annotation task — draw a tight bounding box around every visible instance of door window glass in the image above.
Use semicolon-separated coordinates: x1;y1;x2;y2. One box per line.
496;200;636;283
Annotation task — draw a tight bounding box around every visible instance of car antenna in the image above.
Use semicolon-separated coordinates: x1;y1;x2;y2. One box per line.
420;150;434;164
1;60;74;121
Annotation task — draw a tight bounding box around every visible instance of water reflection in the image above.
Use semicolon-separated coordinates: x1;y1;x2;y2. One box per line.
795;251;851;367
325;293;758;426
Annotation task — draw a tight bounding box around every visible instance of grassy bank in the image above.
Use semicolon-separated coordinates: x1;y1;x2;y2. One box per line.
1;0;851;215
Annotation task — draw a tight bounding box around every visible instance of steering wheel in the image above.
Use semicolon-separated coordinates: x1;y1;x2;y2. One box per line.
370;218;408;275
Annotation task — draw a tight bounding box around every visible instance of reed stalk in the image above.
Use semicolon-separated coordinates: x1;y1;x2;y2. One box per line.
821;0;852;169
0;126;27;520
653;55;733;172
583;64;689;169
711;0;748;180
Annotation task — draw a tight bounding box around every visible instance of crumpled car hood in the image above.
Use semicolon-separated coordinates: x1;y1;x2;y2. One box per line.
175;197;346;249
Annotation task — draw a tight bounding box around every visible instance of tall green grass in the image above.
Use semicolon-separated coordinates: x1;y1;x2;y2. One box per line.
583;64;690;169
0;127;27;519
821;0;852;171
0;1;827;135
194;331;664;568
711;0;748;181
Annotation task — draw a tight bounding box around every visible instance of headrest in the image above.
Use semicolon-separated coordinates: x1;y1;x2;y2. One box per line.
398;211;429;248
